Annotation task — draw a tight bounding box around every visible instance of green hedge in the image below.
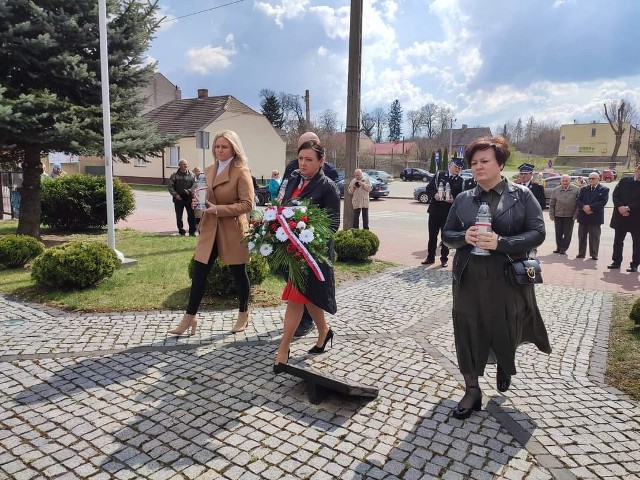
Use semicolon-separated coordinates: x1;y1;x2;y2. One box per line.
40;174;135;231
631;298;640;327
0;234;45;268
188;254;269;296
334;228;380;262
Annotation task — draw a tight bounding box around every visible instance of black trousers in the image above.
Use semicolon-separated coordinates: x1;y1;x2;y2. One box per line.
612;229;640;268
427;213;449;261
174;199;196;234
353;208;369;230
553;217;575;252
577;223;601;258
186;244;249;315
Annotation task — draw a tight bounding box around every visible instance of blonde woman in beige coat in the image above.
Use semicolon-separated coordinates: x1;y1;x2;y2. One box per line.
167;130;254;336
347;169;372;229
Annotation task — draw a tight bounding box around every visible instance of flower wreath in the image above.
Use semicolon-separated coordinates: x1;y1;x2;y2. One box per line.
245;199;333;292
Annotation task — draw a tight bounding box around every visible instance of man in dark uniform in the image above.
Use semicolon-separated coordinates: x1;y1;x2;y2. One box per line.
422;157;465;267
607;164;640;272
463;175;476;191
517;163;546;210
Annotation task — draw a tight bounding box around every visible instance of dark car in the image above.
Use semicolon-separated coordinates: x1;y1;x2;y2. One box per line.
255;185;271;206
337;173;389;199
570;168;601;178
413;185;431;204
400;168;433;182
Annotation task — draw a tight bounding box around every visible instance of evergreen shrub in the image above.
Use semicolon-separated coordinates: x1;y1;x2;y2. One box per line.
188;254;269;296
334;228;380;262
631;298;640;327
40;175;135;231
0;234;45;268
31;241;120;289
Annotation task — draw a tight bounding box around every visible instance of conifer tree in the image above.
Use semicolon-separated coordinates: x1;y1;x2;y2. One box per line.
0;0;173;237
387;99;403;142
260;94;284;129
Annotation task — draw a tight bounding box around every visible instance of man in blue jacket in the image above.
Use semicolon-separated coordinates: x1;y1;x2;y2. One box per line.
575;172;609;260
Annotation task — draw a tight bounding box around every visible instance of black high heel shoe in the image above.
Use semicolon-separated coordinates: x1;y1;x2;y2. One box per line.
496;366;511;393
451;386;482;420
308;328;334;354
273;350;290;375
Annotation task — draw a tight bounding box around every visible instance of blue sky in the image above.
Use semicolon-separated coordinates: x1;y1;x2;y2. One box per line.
147;0;640;135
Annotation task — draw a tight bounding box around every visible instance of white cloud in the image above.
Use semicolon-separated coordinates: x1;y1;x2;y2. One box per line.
254;0;310;28
310;5;350;39
186;39;237;74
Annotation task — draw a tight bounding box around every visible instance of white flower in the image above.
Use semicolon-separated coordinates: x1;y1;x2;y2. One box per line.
296;221;306;230
275;227;288;242
247;241;256;252
259;243;273;256
263;208;277;222
282;207;294;218
299;230;314;244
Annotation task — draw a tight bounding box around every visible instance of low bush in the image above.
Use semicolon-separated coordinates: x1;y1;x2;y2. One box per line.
188;254;270;296
40;174;135;231
631;298;640;327
0;234;45;268
31;241;120;289
334;228;380;262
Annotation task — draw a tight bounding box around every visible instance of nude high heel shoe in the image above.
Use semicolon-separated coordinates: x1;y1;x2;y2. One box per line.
168;314;197;335
231;310;250;333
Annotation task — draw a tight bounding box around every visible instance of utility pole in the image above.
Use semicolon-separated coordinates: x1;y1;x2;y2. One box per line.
343;0;363;230
449;117;456;161
304;89;311;130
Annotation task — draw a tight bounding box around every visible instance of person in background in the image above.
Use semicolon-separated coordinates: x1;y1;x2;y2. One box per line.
517;163;546;210
50;163;67;179
575;176;587;188
607;163;640;273
348;169;372;229
167;130;254;336
168;159;196;236
268;170;281;203
281;132;339;338
421;157;464;267
548;174;579;255
575;172;609;261
442;135;550;420
192;167;202;227
273;139;340;373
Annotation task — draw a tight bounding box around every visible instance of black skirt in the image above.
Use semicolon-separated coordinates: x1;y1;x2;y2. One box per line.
452;253;551;376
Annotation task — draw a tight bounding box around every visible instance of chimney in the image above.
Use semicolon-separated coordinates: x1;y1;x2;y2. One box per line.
197;88;208;99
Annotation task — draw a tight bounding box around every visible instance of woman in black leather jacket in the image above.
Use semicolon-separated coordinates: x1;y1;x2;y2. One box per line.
442;136;551;420
273;140;340;372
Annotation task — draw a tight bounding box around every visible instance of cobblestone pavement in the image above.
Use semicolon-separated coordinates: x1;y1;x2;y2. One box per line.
1;267;639;479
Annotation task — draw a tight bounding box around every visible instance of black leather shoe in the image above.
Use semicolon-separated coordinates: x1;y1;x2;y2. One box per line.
451;386;482;420
627;266;638;273
591;256;598;260
440;260;448;268
309;328;334;354
273;363;287;375
553;250;561;254
496;366;511;393
607;263;621;269
576;254;585;259
421;257;435;265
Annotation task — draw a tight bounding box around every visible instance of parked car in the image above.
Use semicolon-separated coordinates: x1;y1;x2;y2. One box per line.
363;169;393;183
460;169;473;180
413;185;431;204
570;168;601;178
601;169;617;182
337;172;389;199
399;168;432;182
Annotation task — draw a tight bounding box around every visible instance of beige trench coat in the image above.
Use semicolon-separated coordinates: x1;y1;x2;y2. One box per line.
193;160;254;265
347;176;372;209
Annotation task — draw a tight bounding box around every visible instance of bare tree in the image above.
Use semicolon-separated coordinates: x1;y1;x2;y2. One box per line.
436;106;454;135
361;110;375;138
603;99;637;168
513;118;524;145
316;109;338;134
372;107;387;143
420;103;438;138
407;109;425;138
280;92;306;134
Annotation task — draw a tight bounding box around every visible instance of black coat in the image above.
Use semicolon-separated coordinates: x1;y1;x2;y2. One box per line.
576;184;609;225
442;180;545;285
525;182;546;211
425;170;464;217
282;169;340;314
610;176;640;233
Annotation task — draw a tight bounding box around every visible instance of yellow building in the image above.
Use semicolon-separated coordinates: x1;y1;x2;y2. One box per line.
557;122;639;166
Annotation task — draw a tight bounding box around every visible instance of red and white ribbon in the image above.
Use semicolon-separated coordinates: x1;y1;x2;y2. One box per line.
276;212;325;282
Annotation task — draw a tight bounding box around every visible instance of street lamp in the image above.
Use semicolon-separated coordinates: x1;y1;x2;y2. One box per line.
449;118;457;162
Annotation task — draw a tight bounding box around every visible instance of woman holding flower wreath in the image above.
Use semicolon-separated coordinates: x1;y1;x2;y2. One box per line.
273;139;340;372
167;130;254;336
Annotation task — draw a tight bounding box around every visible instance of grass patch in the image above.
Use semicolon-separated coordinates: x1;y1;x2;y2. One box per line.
605;293;640;400
129;183;168;193
0;222;395;312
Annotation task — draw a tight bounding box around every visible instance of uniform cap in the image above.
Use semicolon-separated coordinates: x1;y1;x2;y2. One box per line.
451;157;464;168
518;163;535;173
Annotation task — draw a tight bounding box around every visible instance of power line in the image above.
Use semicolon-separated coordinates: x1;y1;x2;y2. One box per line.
159;0;246;25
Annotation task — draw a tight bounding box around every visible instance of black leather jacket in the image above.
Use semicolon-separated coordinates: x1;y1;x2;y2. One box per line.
442;179;545;284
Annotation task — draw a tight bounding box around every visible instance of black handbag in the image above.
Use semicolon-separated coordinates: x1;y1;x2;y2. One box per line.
505;254;543;285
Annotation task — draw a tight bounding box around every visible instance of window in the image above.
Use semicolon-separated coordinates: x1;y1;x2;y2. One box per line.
169;146;180;167
591;128;596;137
136;158;147;167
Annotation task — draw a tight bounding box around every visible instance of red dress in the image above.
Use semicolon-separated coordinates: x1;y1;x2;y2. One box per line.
281;184;310;304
